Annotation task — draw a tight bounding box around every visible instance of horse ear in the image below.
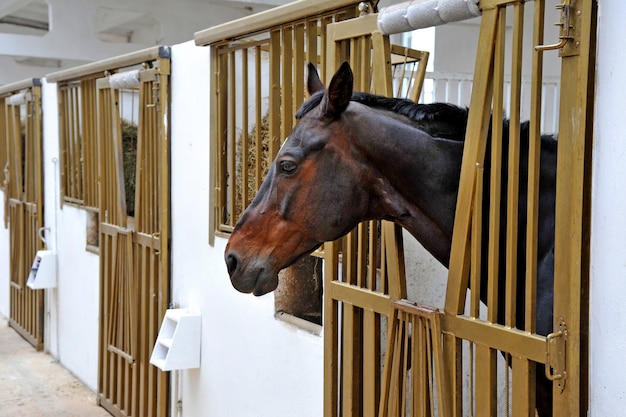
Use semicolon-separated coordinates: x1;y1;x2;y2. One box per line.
320;61;353;119
307;62;325;95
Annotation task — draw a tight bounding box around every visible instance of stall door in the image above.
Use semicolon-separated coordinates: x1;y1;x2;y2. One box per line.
443;0;596;415
5;83;44;350
96;61;170;417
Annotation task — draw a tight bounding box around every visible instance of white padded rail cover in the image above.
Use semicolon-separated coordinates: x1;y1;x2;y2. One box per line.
109;69;141;89
8;91;31;105
378;0;480;35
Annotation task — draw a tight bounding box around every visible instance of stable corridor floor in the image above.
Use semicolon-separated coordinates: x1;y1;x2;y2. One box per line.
0;315;111;417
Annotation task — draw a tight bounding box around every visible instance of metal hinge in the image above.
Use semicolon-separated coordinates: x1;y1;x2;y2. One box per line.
535;0;581;57
545;317;568;392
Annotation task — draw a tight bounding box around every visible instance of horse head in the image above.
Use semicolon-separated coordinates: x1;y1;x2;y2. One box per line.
224;62;377;295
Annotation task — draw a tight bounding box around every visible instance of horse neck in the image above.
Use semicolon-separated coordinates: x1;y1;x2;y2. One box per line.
347;104;464;265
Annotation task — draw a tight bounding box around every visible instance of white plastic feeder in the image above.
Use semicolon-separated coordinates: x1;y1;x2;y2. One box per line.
26;250;57;289
150;308;201;371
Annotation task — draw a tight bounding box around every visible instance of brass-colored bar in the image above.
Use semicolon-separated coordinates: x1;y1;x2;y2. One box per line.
511;357;535;417
524;0;545;335
383;223;406;300
269;30;282;159
505;1;524;329
371;31;392;96
356;222;368;288
323;239;339;417
135;81;146;229
227;52;236;226
486;7;506;325
254;45;263;193
328;281;392;316
441;313;547;363
400;313;409;417
241;48;249;210
552;0;596;413
367;221;377;291
281;26;294;145
212;48;227;235
474;345;497;416
345;229;358;286
445;8;499;316
109;87;127;228
341;303;360;417
470;164;484;319
294;23;306;110
408;51;429;102
306;20;318;66
378;308;398;417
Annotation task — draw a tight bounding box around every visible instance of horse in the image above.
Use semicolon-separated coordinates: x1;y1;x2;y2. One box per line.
224;61;557;416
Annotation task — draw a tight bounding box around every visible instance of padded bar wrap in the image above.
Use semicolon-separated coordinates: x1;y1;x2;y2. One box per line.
378;0;480;35
109;69;141;89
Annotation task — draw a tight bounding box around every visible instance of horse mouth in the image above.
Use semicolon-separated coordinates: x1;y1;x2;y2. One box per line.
226;253;280;296
251;273;279;296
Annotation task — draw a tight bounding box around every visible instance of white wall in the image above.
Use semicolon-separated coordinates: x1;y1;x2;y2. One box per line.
169;40;324;417
589;0;626;414
41;79;102;390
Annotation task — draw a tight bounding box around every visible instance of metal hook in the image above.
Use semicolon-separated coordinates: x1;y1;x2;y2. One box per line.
535;1;574;52
38;226;50;246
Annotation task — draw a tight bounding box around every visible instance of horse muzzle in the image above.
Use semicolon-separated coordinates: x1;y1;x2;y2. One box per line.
224;251;279;296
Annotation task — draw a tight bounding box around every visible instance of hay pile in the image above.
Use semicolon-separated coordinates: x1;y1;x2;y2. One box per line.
233;114;272;221
121;120;137;217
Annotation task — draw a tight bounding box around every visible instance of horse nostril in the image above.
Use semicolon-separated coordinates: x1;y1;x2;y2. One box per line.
225;253;239;277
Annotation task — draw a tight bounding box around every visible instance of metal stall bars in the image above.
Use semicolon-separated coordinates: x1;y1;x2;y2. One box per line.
195;0;361;240
323;12;436;417
48;46;172;417
0;79;44;350
443;0;596;416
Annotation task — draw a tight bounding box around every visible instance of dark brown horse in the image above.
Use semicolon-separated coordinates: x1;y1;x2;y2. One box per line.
224;61;557;415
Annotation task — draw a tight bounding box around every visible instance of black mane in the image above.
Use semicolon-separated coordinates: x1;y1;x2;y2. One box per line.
296;90;557;150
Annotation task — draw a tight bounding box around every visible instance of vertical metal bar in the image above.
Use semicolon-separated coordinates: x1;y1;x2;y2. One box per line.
487;7;506;326
552;0;596;413
506;1;524;330
445;8;499;316
525;0;546;337
324;240;339;417
470;164;483;320
241;49;249;210
228;51;236;227
269;30;282;159
306;19;318;67
294;23;306;109
282;25;294;146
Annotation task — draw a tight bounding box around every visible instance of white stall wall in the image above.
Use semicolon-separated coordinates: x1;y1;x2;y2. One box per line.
590;1;626;414
41;80;102;390
169;40;324;417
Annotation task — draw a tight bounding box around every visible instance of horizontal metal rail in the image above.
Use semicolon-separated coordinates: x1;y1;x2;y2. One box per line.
46;45;170;83
194;0;360;45
0;78;40;96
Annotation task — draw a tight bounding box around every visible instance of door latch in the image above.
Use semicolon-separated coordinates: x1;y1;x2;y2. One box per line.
545;317;567;392
535;0;581;56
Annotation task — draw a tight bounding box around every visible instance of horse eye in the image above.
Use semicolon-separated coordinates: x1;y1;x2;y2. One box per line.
279;160;298;174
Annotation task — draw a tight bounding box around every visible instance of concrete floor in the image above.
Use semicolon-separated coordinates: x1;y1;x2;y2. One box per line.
0;315;112;417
